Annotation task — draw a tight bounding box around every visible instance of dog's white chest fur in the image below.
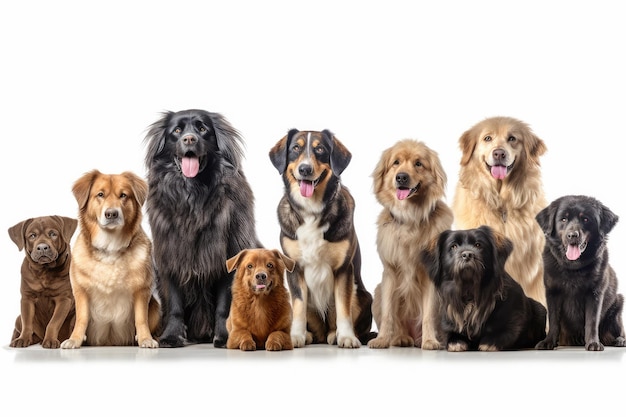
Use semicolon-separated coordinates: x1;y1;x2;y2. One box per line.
296;214;334;314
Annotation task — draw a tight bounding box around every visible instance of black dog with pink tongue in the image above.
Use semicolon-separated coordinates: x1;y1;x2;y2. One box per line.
535;195;625;351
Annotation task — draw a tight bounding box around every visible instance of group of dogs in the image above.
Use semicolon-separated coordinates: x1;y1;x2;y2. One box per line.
8;110;626;353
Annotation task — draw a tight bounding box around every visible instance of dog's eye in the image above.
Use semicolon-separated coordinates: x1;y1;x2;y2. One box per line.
415;161;422;167
48;231;58;238
508;136;516;142
450;244;458;251
474;242;481;248
291;145;301;153
199;127;206;132
582;217;589;223
484;136;492;142
560;217;567;222
120;193;127;199
247;264;253;269
314;146;325;155
267;262;274;269
97;192;104;198
28;233;36;240
393;159;400;165
174;127;182;134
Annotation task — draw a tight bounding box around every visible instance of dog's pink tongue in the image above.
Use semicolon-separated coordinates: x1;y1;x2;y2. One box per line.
491;165;507;180
396;188;411;200
566;244;581;261
256;284;266;290
182;157;200;178
300;180;314;197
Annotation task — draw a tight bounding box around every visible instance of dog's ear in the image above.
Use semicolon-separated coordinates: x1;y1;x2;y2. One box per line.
371;145;390;196
420;231;449;287
8;219;31;251
226;250;248;273
144;111;172;167
598;201;619;236
323;130;352;176
273;249;295;273
458;127;477;166
208;111;244;169
269;129;298;175
427;145;448;198
72;170;101;210
525;131;547;161
121;171;149;207
53;216;78;243
536;199;558;236
483;225;513;271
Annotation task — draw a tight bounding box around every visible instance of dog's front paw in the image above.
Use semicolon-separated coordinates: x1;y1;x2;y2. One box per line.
42;338;61;349
447;341;468;352
585;341;604;351
138;338;159;348
478;344;499;352
291;332;307;348
421;339;441;350
10;336;34;348
239;339;256;351
535;339;557;350
61;338;83;349
337;334;361;349
615;337;626;347
367;335;390;349
158;334;186;348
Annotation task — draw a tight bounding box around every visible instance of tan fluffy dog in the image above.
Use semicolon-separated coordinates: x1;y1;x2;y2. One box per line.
452;116;547;307
61;170;161;348
368;139;453;350
226;248;295;351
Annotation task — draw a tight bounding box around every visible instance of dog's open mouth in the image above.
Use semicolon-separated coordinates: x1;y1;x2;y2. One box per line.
566;240;588;261
396;183;420;200
254;280;273;293
175;154;206;178
297;171;327;198
487;162;514;180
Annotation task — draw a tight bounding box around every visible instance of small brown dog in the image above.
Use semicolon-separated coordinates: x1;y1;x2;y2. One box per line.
61;170;161;348
9;215;78;348
226;248;295;351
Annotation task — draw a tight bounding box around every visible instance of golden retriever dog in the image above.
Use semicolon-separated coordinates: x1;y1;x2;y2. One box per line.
368;139;453;350
225;248;295;351
452;116;547;308
61;170;161;348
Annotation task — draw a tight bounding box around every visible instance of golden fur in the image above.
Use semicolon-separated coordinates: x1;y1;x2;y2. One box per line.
226;248;295;351
368;139;453;350
61;170;161;348
452;116;547;307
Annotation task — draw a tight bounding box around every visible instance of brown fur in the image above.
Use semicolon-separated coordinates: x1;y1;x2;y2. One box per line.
61;170;161;348
368;139;453;350
452;116;547;307
9;215;78;348
225;249;295;351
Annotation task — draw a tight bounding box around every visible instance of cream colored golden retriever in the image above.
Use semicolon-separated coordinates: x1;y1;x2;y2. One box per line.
368;139;453;350
61;170;161;348
452;116;547;307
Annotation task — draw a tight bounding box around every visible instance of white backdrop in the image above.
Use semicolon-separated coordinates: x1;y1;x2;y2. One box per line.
2;0;624;414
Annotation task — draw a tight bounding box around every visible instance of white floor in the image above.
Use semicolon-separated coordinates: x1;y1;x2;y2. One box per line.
3;343;624;415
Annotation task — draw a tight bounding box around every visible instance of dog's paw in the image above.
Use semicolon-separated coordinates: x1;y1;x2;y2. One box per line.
42;338;61;349
138;338;159;348
447;341;468;352
213;337;228;348
585;341;605;351
239;339;256;351
60;338;83;349
291;333;307;348
337;334;361;349
326;331;337;345
10;336;34;348
158;334;186;348
421;339;441;351
535;339;557;350
391;335;415;347
478;344;499;352
367;336;391;349
615;337;626;347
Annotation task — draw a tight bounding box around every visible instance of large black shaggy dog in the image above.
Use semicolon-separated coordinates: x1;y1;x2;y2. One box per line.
535;195;625;351
421;225;547;351
144;109;262;348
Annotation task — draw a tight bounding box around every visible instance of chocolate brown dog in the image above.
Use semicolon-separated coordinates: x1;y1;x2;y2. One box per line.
9;215;78;348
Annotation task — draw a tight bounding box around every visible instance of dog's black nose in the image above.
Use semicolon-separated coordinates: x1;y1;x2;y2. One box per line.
567;230;580;240
182;134;197;145
105;209;119;220
298;164;313;177
492;149;506;162
461;251;474;260
396;172;409;186
256;272;267;281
